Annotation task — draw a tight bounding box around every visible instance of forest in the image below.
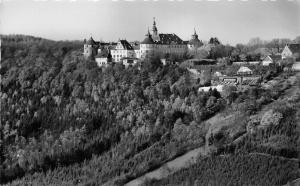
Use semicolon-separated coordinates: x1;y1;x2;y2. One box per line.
0;35;299;185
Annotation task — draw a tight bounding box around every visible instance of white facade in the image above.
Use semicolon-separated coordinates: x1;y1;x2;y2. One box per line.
95;57;109;67
262;56;273;66
111;40;135;62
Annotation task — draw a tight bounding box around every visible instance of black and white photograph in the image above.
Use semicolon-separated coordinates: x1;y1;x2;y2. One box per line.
0;0;300;185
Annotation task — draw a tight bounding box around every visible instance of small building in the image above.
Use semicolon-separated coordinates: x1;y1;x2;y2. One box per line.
218;76;242;85
262;55;282;66
95;49;112;67
237;66;253;75
281;44;300;60
121;57;139;68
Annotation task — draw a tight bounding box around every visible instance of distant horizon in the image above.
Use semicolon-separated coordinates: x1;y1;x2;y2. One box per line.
1;0;299;45
2;33;299;46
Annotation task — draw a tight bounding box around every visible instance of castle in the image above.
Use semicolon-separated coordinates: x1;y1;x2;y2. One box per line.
83;18;203;66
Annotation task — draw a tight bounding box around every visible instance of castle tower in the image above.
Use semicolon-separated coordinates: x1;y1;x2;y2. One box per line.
83;36;98;59
192;28;198;40
140;29;155;59
188;28;203;51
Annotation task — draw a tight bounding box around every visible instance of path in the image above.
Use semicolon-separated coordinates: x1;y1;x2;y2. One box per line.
124;146;207;186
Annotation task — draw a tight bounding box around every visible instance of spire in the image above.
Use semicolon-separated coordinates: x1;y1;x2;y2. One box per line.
152;17;158;36
146;27;151;36
192;28;198;40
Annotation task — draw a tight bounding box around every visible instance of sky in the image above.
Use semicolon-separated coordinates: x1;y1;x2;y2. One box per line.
0;0;299;45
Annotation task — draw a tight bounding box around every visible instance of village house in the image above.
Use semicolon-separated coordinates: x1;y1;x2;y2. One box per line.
281;43;300;60
237;66;253;76
262;54;282;66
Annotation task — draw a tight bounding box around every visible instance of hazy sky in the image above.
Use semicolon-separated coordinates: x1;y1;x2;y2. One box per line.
0;0;299;45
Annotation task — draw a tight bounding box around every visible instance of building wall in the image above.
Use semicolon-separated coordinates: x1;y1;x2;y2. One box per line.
111;49;135;62
262;57;273;66
140;44;156;59
139;44;187;59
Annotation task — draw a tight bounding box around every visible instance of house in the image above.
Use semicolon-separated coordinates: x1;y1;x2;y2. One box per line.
95;49;112;67
218;76;242;85
237;66;253;75
281;44;300;60
292;62;300;71
262;55;282;66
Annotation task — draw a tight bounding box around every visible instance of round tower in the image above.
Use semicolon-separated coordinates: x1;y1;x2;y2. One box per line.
84;37;98;59
140;29;156;59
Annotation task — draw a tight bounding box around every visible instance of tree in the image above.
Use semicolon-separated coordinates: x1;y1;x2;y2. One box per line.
293;36;300;43
209;37;221;45
248;37;264;47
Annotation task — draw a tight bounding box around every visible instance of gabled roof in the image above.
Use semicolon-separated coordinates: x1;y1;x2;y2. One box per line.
269;54;282;62
287;44;300;54
155;33;184;45
237;66;252;73
118;40;134;50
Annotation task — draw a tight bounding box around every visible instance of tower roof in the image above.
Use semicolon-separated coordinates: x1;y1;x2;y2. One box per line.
86;37;97;45
188;29;202;45
141;29;154;44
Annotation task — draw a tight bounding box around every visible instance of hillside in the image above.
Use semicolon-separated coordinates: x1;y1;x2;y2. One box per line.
0;35;299;186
